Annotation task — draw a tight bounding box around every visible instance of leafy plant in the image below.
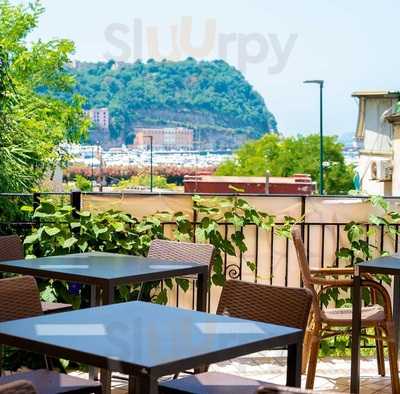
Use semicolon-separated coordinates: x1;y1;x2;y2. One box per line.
115;175;177;190
75;174;92;191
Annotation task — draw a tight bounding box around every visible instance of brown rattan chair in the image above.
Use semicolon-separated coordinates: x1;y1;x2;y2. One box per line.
138;239;215;300
0;276;101;394
159;280;313;394
291;228;400;391
160;372;327;394
0;235;72;315
147;239;215;270
0;380;37;394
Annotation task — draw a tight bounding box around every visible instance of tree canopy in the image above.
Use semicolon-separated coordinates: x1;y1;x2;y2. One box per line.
215;133;355;195
65;59;277;147
0;0;88;193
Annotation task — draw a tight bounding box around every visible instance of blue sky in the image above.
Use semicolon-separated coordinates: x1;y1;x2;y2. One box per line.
19;0;400;137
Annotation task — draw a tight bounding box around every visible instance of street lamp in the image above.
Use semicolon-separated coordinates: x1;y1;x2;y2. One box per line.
145;136;154;192
303;79;324;194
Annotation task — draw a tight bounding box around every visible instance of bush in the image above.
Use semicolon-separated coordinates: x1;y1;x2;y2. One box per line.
75;174;92;191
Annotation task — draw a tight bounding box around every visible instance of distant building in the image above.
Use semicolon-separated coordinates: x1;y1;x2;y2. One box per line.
183;174;316;195
353;91;400;195
134;127;193;150
85;108;109;130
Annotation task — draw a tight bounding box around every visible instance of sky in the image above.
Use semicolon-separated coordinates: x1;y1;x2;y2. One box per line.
18;0;400;137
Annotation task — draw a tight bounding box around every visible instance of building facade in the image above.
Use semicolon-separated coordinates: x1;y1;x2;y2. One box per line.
183;174;316;195
134;127;193;150
353;91;400;195
85;108;110;130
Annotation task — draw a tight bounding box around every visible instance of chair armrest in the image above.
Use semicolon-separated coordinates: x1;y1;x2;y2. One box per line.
310;267;354;275
310;277;354;286
318;279;393;318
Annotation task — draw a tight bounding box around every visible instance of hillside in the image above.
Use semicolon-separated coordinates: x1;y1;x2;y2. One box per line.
68;58;277;148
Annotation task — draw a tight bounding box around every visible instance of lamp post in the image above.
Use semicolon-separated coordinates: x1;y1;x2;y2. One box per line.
145;136;154;192
303;79;324;194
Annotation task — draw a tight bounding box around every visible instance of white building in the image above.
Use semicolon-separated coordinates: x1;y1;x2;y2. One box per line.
85;108;109;130
353;91;400;195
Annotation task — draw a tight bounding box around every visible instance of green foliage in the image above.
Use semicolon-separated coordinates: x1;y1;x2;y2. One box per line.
62;59;276;145
115;175;176;190
0;0;89;193
22;194;292;307
75;174;92;191
216;133;355;195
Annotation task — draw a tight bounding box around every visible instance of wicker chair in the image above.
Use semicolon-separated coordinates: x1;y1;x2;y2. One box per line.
0;235;72;315
159;280;313;394
0;276;101;394
147;239;215;270
291;228;400;391
138;239;215;300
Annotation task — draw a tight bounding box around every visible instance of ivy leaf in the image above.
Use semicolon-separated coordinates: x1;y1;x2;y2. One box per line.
63;237;77;249
176;278;190;292
44;226;60;236
164;278;173;290
24;233;39;244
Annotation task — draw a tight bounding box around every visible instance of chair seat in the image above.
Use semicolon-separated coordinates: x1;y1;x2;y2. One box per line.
159;372;264;394
41;301;73;314
159;372;317;394
0;370;101;394
321;304;384;325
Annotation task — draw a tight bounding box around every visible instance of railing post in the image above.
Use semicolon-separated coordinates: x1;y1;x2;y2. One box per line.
70;190;81;218
32;192;40;212
300;195;306;240
32;192;40;228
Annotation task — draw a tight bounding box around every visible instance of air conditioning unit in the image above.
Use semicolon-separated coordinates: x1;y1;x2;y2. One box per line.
371;160;393;181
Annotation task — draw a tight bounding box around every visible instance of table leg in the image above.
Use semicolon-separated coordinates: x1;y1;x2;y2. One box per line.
100;368;112;394
196;270;208;312
286;342;302;387
89;285;98;381
351;273;362;394
102;283;114;306
392;275;400;346
134;374;158;394
100;283;114;391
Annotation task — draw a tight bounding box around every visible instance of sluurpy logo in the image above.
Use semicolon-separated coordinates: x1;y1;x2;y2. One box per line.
104;17;297;74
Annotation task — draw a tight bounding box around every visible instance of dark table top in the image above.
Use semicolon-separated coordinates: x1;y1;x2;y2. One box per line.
0;301;302;377
357;254;400;275
0;252;208;286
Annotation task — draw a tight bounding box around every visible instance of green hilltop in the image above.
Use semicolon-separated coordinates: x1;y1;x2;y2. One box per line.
69;58;277;148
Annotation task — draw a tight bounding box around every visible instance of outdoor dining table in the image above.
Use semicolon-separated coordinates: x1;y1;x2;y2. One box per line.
0;251;209;387
0;301;304;394
0;251;209;311
351;255;400;393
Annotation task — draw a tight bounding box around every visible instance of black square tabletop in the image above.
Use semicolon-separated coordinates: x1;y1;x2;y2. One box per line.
0;301;303;378
0;252;208;286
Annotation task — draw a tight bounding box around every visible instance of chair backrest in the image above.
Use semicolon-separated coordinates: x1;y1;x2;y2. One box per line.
0;235;24;261
291;228;320;319
148;239;214;268
0;276;42;322
216;280;312;330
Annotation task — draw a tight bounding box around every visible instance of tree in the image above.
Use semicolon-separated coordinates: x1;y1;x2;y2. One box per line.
63;58;277;146
215;133;355;195
0;0;89;193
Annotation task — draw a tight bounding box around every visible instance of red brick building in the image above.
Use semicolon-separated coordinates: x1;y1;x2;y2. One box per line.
183;174;316;194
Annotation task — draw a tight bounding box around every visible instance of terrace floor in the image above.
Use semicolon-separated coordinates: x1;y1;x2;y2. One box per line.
72;351;392;393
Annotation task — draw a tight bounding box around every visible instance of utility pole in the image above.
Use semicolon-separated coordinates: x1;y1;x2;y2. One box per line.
303;79;324;194
145;136;154;192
